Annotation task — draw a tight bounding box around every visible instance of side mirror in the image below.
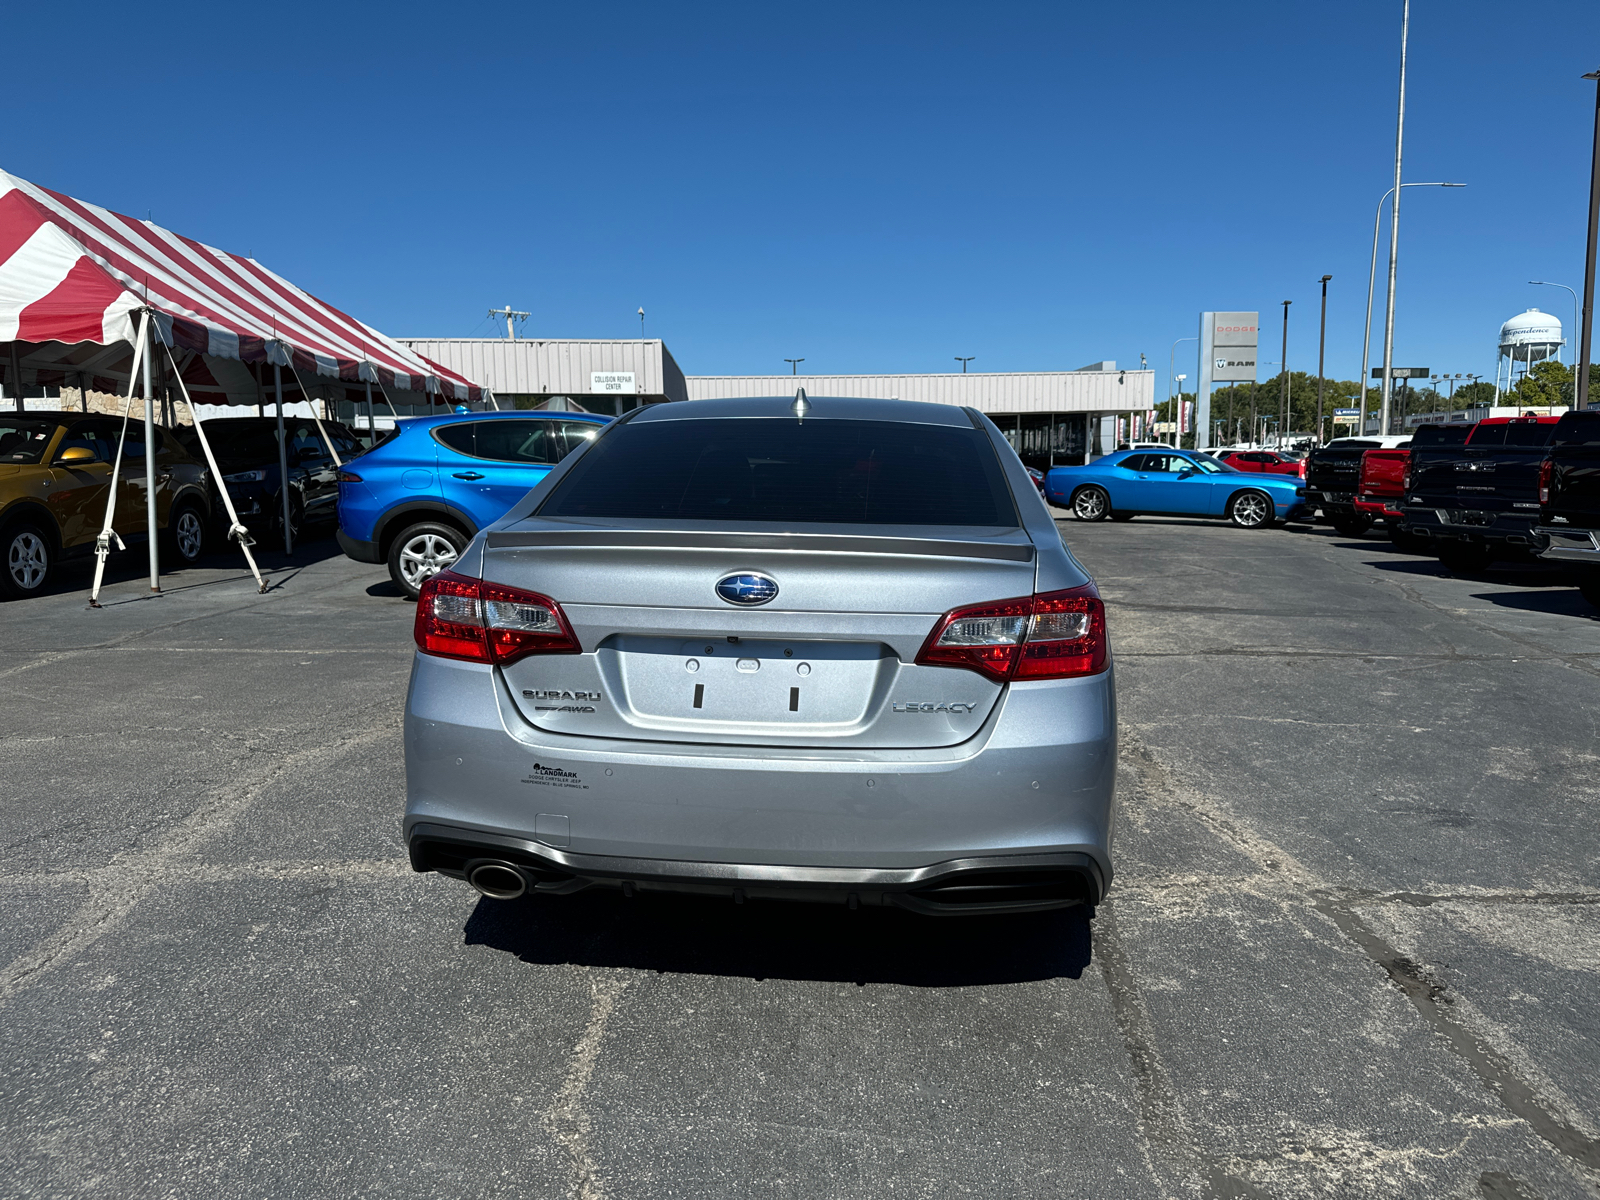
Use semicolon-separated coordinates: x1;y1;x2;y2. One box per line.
55;446;100;465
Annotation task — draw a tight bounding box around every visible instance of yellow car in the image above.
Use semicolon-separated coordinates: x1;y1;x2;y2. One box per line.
0;410;213;599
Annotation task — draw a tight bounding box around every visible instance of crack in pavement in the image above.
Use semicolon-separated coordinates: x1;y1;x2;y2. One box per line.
0;727;390;1008
1116;729;1600;1191
543;969;635;1200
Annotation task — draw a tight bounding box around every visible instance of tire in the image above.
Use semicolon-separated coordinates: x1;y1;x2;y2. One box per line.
1072;486;1110;522
163;500;208;567
0;521;53;599
1331;515;1372;537
1579;575;1600;611
268;490;304;545
1438;543;1493;574
1110;511;1135;522
1387;524;1426;554
388;521;468;600
1227;490;1274;529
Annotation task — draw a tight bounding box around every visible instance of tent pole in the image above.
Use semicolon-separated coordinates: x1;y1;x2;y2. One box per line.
9;343;23;413
275;361;292;555
365;378;376;445
143;320;160;593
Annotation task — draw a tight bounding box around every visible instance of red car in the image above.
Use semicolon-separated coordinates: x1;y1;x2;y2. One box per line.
1216;450;1306;479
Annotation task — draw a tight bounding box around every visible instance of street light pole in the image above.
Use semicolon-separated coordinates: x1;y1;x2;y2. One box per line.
784;358;804;375
1357;182;1463;437
1278;301;1291;449
1316;275;1332;444
1529;280;1580;404
1379;0;1412;436
955;357;975;372
1579;69;1600;410
1169;336;1196;447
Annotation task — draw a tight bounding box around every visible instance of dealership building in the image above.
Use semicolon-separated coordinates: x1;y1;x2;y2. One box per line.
396;338;1155;469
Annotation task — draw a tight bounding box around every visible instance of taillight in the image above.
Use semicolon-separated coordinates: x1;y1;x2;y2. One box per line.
1403;462;1413;492
337;470;363;483
414;569;580;664
1539;457;1553;505
916;584;1107;682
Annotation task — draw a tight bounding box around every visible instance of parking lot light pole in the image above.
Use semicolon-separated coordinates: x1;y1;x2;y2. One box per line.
1357;182;1462;438
1578;69;1600;410
1316;276;1332;444
1278;301;1291;449
1529;281;1580;403
955;357;975;372
784;358;804;375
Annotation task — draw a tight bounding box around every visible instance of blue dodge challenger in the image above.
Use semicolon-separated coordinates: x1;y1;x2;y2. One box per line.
1044;450;1312;527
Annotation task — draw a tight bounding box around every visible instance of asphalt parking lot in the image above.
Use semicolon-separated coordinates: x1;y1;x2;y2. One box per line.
2;519;1598;1200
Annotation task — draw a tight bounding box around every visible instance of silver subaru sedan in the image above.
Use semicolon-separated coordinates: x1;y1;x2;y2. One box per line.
403;395;1116;915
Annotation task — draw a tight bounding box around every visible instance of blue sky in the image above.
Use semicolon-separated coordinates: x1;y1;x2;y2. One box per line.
6;0;1598;388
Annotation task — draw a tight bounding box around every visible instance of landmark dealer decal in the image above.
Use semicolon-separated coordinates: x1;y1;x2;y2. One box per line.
521;762;589;790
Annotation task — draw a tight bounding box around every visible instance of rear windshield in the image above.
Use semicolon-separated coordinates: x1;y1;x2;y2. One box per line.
1503;422;1556;447
1467;424;1506;447
540;417;1020;526
1552;412;1600;448
1410;425;1472;447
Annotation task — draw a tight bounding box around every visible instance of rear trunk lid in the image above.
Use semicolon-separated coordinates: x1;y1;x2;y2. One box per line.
481;520;1036;748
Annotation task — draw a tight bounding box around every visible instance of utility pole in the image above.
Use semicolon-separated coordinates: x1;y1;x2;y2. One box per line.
488;306;529;340
955;357;975;372
1279;301;1292;448
1580;69;1600;409
1316;276;1332;444
1379;0;1411;434
784;358;804;375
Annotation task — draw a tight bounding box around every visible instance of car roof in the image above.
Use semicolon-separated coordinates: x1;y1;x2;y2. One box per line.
634;396;974;428
404;409;612;428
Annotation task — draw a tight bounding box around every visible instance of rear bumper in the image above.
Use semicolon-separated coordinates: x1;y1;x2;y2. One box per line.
1354;495;1404;519
1400;506;1540;550
408;822;1104;913
1309;487;1357;516
1532;525;1600;564
337;528;381;563
403;652;1118;912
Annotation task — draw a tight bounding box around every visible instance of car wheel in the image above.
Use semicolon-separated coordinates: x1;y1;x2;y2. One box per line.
1578;574;1600;611
1387;524;1426;554
1072;486;1110;522
1438;543;1493;574
1331;515;1372;537
1109;512;1135;522
1227;490;1273;529
389;521;467;600
269;490;305;544
164;500;208;566
0;521;53;599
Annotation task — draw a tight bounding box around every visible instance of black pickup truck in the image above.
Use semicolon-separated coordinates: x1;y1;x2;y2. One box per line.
1399;416;1559;572
1531;409;1600;606
1306;436;1410;535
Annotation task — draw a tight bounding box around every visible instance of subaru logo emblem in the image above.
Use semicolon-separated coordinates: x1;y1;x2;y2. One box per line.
715;572;779;606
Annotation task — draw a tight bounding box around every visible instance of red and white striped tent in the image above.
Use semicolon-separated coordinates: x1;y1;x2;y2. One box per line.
0;167;483;407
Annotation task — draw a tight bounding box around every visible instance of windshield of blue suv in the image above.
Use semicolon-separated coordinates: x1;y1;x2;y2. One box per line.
540;417;1020;526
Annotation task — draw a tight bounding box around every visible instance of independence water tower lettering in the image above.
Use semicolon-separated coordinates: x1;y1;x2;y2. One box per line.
590;371;636;394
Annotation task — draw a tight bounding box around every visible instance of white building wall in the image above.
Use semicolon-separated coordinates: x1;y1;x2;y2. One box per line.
398;339;688;402
684;370;1154;413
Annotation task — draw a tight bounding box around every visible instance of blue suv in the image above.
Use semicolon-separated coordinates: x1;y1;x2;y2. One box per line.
336;410;612;597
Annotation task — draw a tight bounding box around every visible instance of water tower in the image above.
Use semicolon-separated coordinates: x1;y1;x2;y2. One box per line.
1496;308;1564;393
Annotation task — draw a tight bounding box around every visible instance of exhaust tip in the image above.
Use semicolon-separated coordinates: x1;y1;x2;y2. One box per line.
466;860;528;900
